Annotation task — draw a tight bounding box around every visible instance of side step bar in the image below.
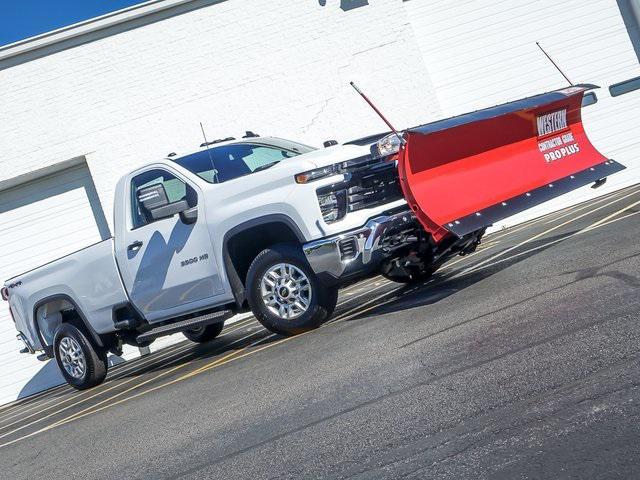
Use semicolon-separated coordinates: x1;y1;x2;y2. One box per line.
136;310;233;344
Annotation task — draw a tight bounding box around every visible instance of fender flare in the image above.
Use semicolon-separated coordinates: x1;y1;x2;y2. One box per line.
222;214;306;306
33;294;105;353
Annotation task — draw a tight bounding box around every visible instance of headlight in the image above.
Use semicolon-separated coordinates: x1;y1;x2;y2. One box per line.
295;164;341;184
375;133;402;158
318;190;347;223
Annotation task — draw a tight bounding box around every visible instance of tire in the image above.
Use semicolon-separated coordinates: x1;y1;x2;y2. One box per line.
246;243;338;336
183;321;225;343
53;323;108;390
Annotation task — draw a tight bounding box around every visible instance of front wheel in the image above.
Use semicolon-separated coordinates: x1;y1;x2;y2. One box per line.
246;244;338;336
53;323;108;390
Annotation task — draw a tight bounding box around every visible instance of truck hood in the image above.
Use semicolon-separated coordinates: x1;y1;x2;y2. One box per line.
294;143;374;168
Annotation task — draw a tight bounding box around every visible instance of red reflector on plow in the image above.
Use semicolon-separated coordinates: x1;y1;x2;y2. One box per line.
397;85;625;242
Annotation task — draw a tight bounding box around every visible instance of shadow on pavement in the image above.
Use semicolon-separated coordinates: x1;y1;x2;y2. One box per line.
113;327;282;381
346;231;580;324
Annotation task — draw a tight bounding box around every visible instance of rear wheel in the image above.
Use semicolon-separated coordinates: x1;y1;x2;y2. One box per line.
183;322;225;343
246;244;338;336
53;323;108;390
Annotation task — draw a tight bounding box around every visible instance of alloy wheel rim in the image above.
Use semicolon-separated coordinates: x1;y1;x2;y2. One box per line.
58;336;87;379
260;263;312;320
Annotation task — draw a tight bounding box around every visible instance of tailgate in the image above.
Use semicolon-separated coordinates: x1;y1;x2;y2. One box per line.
397;85;625;242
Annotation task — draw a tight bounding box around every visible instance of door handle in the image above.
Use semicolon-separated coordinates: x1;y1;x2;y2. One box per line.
128;240;143;251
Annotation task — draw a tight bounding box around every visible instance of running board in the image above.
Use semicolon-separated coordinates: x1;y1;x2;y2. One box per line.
136;310;233;344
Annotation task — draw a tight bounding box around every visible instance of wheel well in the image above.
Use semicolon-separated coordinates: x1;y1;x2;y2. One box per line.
34;296;112;353
225;221;302;306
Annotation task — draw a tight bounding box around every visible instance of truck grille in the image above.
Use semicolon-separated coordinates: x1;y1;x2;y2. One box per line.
316;155;403;222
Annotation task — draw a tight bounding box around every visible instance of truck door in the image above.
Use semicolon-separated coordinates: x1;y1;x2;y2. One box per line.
115;167;224;322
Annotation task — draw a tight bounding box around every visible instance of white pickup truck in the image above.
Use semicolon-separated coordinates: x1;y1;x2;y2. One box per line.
4;86;620;390
2;132;446;389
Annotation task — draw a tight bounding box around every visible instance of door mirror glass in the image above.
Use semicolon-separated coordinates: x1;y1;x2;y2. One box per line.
137;183;169;212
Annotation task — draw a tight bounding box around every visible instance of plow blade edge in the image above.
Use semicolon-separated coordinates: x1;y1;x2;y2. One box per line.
397;86;625;242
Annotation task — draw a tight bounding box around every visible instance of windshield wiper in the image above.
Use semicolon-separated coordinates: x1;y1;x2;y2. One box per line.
252;161;280;173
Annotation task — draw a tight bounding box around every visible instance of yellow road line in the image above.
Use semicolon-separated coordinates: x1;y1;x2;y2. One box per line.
0;330;263;443
589;209;640;229
53;330;268;428
580;199;640;232
455;188;640;278
0;334;285;449
0;318;257;427
41;335;282;436
0;318;257;424
0;278;387;432
0;321;259;434
0;279;403;447
453;203;640;278
544;185;640;224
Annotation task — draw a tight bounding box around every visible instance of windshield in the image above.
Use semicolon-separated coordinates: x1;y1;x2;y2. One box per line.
174;142;311;183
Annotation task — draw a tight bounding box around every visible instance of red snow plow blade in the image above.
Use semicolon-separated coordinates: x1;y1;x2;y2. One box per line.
398;85;625;242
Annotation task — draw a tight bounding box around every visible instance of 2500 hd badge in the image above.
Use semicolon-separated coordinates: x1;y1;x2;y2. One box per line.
181;253;209;267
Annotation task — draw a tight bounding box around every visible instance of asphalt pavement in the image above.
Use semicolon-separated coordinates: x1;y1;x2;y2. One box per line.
0;184;639;479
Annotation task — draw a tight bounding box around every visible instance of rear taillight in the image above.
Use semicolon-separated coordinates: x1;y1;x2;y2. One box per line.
1;287;8;301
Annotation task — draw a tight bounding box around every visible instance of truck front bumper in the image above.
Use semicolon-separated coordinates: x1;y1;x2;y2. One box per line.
302;209;419;280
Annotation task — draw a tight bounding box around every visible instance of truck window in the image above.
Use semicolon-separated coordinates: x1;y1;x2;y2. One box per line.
130;169;197;228
174;143;301;183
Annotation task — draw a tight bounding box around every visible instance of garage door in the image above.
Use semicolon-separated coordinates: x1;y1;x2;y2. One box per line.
403;0;640;224
0;162;109;405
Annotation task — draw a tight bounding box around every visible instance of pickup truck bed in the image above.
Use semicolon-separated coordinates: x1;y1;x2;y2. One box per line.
7;239;127;353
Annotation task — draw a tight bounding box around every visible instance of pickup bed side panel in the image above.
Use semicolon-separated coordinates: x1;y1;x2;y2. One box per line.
7;239;128;350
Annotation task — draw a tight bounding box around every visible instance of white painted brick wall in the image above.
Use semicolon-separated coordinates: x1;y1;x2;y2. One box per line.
0;0;442;228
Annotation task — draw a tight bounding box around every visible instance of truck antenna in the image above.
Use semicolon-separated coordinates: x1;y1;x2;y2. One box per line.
200;122;219;183
350;81;406;145
536;42;574;86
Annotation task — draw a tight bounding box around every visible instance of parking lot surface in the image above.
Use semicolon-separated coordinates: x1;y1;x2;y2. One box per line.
0;185;639;479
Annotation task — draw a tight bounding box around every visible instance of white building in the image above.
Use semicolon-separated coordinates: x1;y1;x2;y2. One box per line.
1;0;639;405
